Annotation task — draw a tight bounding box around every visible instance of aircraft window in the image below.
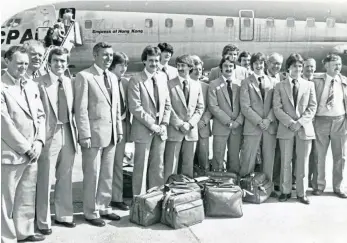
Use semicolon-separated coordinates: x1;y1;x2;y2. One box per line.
165;18;173;28
226;18;234;27
6;19;14;27
266;18;275;28
185;18;193;28
145;19;153;28
85;20;92;29
326;17;335;28
306;18;315;27
243;18;251;28
286;18;295;28
12;19;21;27
206;18;214;28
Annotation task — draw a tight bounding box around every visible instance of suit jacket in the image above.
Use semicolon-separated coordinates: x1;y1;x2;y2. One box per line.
208;77;244;136
167;77;204;141
199;81;212;138
240;74;277;135
273;77;317;140
118;77;132;142
158;64;178;81
74;65;123;147
35;73;78;151
1;72;46;165
208;65;248;82
128;70;171;143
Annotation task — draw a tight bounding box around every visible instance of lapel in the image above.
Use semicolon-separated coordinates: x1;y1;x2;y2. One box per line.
43;76;58;118
142;71;157;108
296;78;306;107
62;77;73;113
250;74;263;101
284;78;295;107
220;77;231;107
263;76;271;101
173;77;188;109
187;78;197;109
24;84;36;121
92;66;111;105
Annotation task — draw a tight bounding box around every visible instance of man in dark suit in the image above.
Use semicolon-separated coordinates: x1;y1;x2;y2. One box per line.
128;46;171;196
273;53;317;204
109;52;131;210
164;55;204;180
74;42;123;227
1;46;46;242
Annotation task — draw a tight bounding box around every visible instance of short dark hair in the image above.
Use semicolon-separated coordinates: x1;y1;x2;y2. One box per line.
48;47;70;64
285;53;304;71
250;52;267;71
322;53;341;65
109;52;129;70
141;45;161;62
219;55;236;70
175;54;194;74
222;44;239;56
93;42;112;55
4;45;28;61
238;51;251;63
157;42;174;55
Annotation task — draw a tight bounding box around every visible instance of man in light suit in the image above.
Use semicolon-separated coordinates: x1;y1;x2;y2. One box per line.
208;56;244;173
164;55;204;180
109;52;131;210
312;54;347;198
1;46;46;242
208;44;248;82
128;46;171;195
273;53;317;204
74;42;123;227
35;47;78;234
23;40;46;79
157;42;178;81
239;53;278;196
191;55;212;172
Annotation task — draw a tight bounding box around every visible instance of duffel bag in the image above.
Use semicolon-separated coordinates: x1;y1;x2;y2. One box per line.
129;186;164;226
166;174;202;193
205;171;239;185
240;172;273;204
204;183;243;218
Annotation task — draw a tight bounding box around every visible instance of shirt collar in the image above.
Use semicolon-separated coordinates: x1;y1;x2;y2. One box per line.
326;74;341;83
178;75;190;85
93;63;107;76
6;71;26;86
253;73;265;82
221;75;232;84
49;71;65;83
144;68;156;79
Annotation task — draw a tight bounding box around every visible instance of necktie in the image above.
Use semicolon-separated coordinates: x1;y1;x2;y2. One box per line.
103;71;112;99
19;78;26;95
162;66;170;81
226;80;233;111
258;77;265;101
292;79;299;108
183;79;189;104
152;76;160;111
118;79;126;116
57;78;69;123
326;79;335;110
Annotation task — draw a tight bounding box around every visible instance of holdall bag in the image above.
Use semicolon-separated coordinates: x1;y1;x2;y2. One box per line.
166;174;202;193
240;172;273;204
129;186;164;226
205;171;240;185
204;182;243;218
161;186;204;229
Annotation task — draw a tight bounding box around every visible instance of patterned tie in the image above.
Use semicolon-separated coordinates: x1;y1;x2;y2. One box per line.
152;76;160;111
183;79;189;104
118;79;126;116
57;78;69;123
19;78;27;95
226;80;233;111
103;71;112;99
292;79;299;108
162;66;170;81
258;77;265;101
326;79;335;110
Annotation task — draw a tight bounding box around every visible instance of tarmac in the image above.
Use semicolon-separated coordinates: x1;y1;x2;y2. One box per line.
42;144;346;243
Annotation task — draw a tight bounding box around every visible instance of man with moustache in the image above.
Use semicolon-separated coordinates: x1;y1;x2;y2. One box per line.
109;52;131;210
208;44;248;82
2;46;46;242
311;54;347;198
273;53;317;204
239;53;278;198
208;56;244;173
238;51;253;77
74;42;123;226
157;42;178;81
23;40;46;79
128;46;171;195
35;47;78;234
164;55;204;180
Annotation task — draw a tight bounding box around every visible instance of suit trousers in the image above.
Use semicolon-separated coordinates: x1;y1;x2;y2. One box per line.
164;139;197;181
312;115;347;192
132;135;165;196
212;133;242;173
195;135;210;171
81;142;116;219
240;132;277;180
1;162;37;243
279;136;312;197
36;124;75;229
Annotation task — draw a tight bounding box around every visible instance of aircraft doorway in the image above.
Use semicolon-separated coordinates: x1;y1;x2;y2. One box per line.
239;10;254;41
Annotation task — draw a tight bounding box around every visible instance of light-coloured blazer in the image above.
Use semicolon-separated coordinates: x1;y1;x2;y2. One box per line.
158;64;178;81
208;77;244;136
128;70;171;143
273;77;317;140
240;74;277;135
199;81;212;138
167;77;204;141
118;77;132;142
35;74;78;151
74;65;123;147
208;65;248;82
1;72;46;164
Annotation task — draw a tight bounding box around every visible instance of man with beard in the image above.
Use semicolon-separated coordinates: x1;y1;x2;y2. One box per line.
157;42;178;81
23;40;46;79
238;51;253;77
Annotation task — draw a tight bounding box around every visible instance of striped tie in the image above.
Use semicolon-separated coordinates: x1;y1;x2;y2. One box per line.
326;79;335;110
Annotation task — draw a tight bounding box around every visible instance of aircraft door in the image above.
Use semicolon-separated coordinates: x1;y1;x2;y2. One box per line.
239;10;254;41
35;5;57;27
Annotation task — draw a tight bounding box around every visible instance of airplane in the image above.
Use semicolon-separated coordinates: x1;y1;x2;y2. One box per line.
1;0;347;75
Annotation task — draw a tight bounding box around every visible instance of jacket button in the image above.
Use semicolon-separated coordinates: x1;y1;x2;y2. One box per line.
109;121;112;123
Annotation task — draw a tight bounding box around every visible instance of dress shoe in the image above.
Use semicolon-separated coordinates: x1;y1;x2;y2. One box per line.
274;185;280;191
54;220;76;228
292;184;297;190
278;194;288;202
270;191;278;198
38;228;52;235
85;218;105;227
287;193;292;199
101;213;121;221
334;191;347;199
18;234;45;242
297;196;310;205
312;189;323;196
110;201;129;211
